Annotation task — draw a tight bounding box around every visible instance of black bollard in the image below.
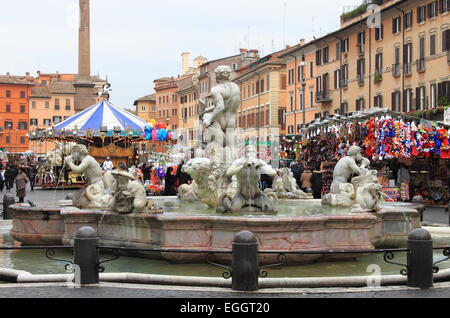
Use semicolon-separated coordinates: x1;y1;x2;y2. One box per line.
407;228;433;289
3;194;16;220
232;231;259;292
73;226;99;286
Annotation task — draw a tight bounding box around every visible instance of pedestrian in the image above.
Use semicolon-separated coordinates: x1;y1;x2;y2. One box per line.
27;165;37;191
176;161;191;186
15;167;29;203
300;167;313;193
311;165;324;199
0;167;5;192
164;167;177;196
5;165;17;192
290;162;304;189
102;157;114;171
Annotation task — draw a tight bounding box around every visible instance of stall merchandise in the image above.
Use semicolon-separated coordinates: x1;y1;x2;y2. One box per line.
296;111;450;205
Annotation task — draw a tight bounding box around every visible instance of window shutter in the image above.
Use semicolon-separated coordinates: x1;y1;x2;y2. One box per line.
392;92;396;111
403;90;407;112
440;0;444;13
438;82;444;104
446;30;450;51
416;87;421;109
334;70;338;89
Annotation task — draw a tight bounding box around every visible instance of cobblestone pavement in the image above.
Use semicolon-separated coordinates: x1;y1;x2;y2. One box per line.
0;188;449;299
0;282;449;299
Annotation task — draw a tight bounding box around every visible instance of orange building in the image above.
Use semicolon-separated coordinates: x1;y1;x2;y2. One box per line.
0;74;34;153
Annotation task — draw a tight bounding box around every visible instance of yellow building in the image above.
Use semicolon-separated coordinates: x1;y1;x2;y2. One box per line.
177;76;202;150
233;50;291;156
281;0;450;126
134;94;157;122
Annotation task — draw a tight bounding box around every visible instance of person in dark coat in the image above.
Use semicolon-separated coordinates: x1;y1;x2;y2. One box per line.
176;161;192;186
27;165;37;191
311;166;324;200
290;162;304;189
164;167;177;196
142;163;152;182
5;165;17;192
0;168;4;192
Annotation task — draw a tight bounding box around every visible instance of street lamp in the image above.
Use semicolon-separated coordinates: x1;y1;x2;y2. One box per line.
301;79;307;127
300;52;307;129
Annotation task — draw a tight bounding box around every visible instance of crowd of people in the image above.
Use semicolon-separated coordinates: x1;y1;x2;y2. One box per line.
0;163;38;203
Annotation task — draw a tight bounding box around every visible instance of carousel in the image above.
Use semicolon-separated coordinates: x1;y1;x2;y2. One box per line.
29;99;175;189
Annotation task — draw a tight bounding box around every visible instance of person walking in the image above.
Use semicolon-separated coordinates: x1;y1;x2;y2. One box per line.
15;168;29;203
27;165;37;191
5;165;16;192
0;168;5;192
300;167;313;193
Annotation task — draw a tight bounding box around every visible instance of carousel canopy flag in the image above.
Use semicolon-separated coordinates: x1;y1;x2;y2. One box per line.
53;100;148;131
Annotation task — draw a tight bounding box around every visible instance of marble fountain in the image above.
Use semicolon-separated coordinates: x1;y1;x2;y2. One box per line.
9;65;424;264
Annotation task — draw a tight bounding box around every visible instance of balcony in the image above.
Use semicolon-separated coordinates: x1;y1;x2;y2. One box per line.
315;91;332;103
416;58;426;73
392;64;401;77
404;62;412;76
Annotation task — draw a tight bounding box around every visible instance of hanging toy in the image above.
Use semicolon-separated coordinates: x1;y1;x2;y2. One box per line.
144;124;153;141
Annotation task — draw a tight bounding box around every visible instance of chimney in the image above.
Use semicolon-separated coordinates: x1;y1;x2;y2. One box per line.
181;52;190;75
25;72;30;76
299;39;305;46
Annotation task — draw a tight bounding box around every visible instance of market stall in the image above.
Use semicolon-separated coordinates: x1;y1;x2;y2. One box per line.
295;107;450;205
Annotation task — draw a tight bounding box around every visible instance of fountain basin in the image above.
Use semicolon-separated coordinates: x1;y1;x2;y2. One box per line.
8;200;423;264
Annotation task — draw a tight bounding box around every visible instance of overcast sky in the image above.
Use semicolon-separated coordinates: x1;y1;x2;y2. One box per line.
0;0;362;108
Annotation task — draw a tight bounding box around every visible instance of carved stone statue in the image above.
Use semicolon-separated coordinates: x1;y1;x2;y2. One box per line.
46;142;76;167
202;65;240;151
65;144;113;209
220;145;277;213
181;158;217;208
184;65;278;213
330;146;370;194
322;146;382;212
265;168;312;200
65;144;159;214
178;181;200;202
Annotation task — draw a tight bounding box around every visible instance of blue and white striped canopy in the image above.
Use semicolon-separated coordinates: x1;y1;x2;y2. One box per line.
53;100;147;131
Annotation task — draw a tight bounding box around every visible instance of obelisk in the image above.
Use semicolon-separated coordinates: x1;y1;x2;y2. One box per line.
74;0;96;112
